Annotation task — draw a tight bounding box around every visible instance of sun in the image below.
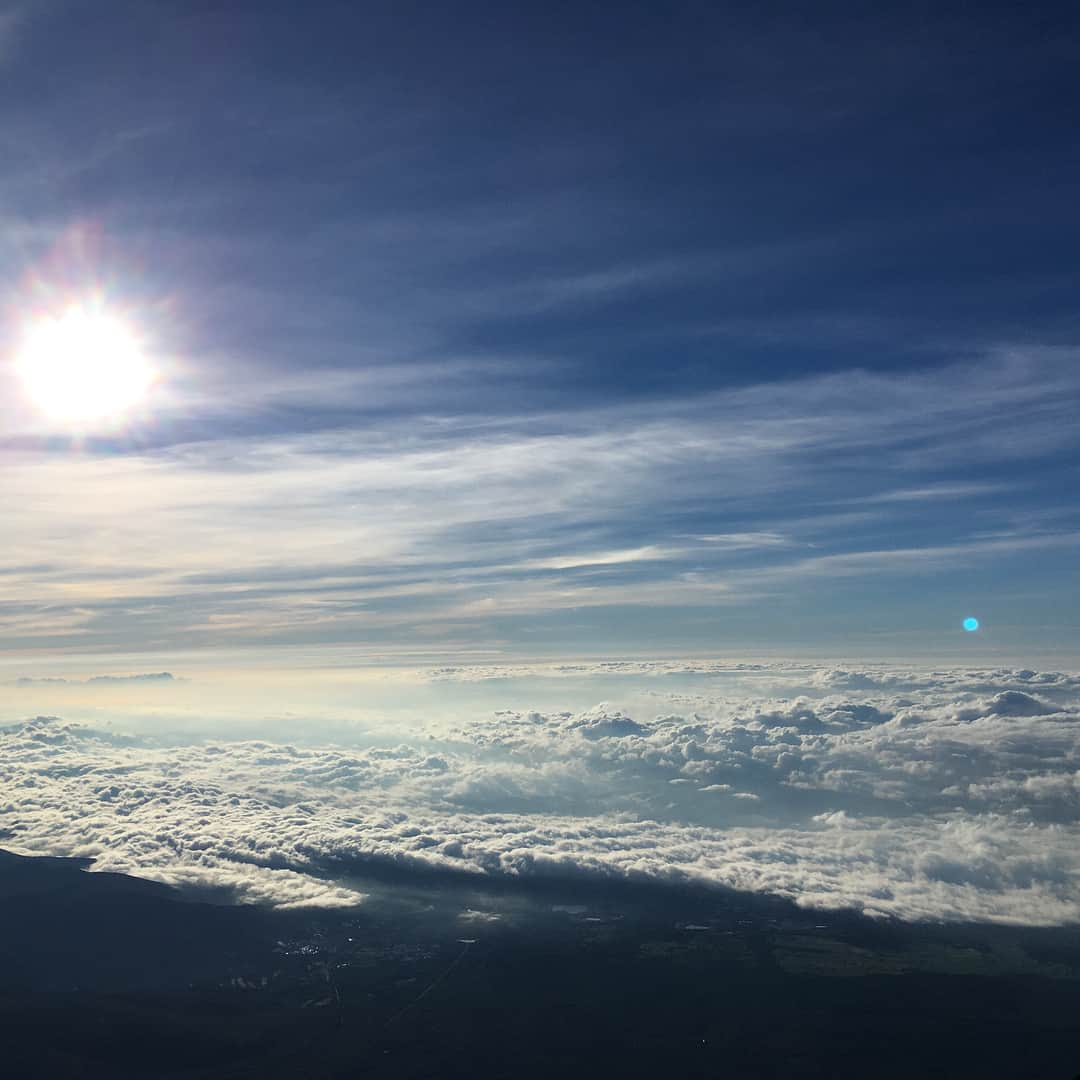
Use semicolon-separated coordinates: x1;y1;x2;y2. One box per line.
16;305;155;425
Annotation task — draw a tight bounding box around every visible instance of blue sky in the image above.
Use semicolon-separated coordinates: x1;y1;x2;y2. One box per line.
1;0;1079;671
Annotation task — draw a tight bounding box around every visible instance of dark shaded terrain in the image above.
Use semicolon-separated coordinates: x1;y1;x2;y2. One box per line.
1;849;1079;1079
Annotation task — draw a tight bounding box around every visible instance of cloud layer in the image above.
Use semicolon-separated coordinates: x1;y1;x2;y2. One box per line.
3;664;1080;925
2;350;1079;658
13;671;174;687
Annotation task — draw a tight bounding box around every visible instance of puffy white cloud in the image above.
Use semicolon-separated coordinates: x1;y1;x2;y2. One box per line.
3;664;1080;926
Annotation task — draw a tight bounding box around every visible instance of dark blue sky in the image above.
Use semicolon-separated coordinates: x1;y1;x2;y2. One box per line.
8;2;1080;388
1;0;1078;662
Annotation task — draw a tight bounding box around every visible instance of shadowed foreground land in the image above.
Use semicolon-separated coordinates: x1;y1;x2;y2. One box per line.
2;849;1079;1079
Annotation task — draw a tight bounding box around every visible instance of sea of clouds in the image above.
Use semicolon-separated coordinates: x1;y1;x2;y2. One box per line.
3;663;1080;926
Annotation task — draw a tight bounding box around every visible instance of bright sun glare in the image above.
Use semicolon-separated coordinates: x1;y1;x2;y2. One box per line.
16;306;155;425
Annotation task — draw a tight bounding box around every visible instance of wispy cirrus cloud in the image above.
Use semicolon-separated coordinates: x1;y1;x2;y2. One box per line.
1;351;1078;657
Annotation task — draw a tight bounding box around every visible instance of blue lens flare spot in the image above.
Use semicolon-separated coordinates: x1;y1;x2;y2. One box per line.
963;617;980;632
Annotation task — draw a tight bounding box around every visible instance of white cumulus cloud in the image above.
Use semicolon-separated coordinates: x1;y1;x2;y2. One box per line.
2;664;1080;926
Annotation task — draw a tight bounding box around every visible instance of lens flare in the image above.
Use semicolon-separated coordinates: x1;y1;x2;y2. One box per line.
963;617;980;632
15;305;155;425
